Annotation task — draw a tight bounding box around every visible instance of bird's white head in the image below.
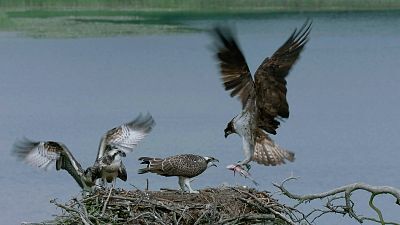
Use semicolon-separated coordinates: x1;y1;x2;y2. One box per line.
107;147;127;162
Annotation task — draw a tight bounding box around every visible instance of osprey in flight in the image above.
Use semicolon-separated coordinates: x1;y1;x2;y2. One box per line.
213;21;311;173
138;154;219;193
12;113;155;191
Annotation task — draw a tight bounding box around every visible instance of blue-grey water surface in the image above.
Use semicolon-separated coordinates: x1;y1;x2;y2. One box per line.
1;11;399;224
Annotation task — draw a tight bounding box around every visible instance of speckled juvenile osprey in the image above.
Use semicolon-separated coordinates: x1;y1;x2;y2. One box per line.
12;113;155;191
213;21;311;172
138;154;219;193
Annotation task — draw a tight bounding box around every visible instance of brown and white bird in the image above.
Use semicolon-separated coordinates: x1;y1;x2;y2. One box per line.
96;113;155;187
213;21;311;174
138;154;219;193
12;113;155;191
12;138;98;192
93;146;127;187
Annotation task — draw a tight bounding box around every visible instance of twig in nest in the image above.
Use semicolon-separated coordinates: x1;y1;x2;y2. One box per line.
101;187;113;216
51;199;93;225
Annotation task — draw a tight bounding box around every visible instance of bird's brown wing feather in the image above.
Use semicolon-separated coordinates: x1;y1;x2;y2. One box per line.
138;157;165;175
254;20;311;134
12;138;85;188
214;27;255;108
253;129;295;166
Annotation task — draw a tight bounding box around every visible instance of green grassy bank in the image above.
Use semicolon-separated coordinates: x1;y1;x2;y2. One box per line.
1;0;400;12
0;0;398;38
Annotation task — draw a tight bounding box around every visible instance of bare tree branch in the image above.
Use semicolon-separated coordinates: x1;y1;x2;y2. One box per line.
273;176;400;225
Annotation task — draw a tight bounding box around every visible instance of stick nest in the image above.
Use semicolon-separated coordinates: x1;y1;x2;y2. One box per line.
44;186;292;225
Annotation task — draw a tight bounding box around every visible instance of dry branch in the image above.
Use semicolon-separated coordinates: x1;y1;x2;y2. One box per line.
273;176;400;225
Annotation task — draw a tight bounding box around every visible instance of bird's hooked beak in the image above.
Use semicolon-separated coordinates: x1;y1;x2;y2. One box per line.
210;158;219;167
224;130;232;138
224;120;235;138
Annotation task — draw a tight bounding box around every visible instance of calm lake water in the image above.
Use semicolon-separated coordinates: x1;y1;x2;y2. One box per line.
1;11;399;224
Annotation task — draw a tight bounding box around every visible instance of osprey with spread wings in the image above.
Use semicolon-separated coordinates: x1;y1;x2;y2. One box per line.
12;113;155;191
214;21;311;173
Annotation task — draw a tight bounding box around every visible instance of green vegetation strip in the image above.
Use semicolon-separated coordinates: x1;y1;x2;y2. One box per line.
1;0;400;11
0;0;399;38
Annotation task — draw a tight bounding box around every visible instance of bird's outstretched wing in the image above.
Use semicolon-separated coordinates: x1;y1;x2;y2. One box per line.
213;26;255;108
97;113;155;159
254;20;311;134
12;138;86;188
252;129;295;166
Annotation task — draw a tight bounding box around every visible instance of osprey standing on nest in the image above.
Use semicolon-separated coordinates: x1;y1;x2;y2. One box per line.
92;145;127;187
213;21;311;176
12;113;155;191
96;113;155;187
138;154;219;193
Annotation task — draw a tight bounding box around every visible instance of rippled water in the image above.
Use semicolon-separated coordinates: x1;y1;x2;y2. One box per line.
1;11;399;224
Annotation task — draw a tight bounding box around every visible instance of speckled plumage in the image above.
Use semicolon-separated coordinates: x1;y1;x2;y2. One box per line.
138;154;218;193
139;154;209;178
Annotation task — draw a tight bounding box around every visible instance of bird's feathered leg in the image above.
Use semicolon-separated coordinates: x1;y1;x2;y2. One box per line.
184;177;199;194
240;137;254;166
178;176;186;192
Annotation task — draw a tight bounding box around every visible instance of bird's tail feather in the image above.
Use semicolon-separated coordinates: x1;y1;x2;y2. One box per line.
138;168;149;174
253;130;295;166
138;156;164;174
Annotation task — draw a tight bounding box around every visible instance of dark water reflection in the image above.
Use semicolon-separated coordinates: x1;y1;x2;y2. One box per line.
0;12;399;224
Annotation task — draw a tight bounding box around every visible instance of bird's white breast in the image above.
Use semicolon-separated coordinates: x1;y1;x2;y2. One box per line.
105;159;122;171
233;111;252;139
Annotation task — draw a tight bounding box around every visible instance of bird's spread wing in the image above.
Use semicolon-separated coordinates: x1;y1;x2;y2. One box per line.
97;113;155;159
254;20;311;134
214;26;255;108
12;138;86;188
253;129;295;166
